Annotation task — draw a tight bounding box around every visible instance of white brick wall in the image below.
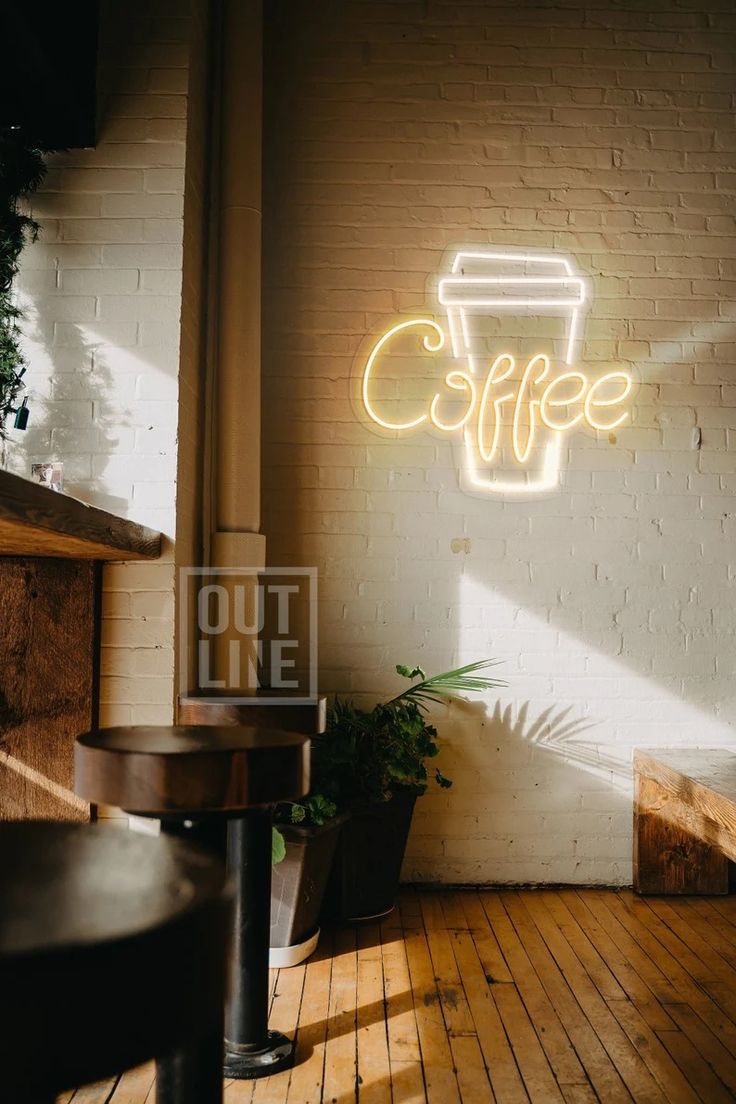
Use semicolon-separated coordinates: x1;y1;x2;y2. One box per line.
11;3;190;728
263;0;736;884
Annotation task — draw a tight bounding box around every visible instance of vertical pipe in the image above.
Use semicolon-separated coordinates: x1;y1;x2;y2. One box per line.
212;0;263;541
190;0;265;692
207;0;265;692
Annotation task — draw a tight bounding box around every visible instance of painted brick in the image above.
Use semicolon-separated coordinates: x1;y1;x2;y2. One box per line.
262;0;736;887
11;1;190;728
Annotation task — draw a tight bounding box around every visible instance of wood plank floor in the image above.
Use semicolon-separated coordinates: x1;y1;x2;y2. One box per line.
60;888;736;1103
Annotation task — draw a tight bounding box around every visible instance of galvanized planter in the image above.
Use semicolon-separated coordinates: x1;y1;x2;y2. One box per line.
270;813;348;962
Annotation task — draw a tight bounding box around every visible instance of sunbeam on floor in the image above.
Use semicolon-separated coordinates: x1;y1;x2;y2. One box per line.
60;887;736;1104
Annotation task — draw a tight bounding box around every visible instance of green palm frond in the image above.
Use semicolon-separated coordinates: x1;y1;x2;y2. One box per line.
308;656;507;809
387;658;506;711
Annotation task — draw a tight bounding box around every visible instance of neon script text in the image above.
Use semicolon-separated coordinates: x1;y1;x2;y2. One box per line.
361;318;633;468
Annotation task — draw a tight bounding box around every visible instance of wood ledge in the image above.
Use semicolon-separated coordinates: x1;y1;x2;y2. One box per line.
0;470;161;560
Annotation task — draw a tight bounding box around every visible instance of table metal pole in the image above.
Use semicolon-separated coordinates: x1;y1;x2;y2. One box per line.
223;808;295;1079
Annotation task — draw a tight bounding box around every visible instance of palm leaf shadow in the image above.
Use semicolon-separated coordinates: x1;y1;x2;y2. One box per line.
487;699;629;779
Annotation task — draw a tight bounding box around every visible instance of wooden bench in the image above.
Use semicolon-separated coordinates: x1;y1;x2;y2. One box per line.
634;748;736;895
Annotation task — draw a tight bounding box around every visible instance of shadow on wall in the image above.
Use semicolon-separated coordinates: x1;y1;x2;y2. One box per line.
7;295;125;513
5;0;180;518
487;699;602;772
402;694;632;886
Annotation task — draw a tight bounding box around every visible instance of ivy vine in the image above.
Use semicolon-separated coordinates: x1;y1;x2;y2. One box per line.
0;127;47;437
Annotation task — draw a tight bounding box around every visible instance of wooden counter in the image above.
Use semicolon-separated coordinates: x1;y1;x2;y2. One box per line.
0;469;161;559
0;471;162;821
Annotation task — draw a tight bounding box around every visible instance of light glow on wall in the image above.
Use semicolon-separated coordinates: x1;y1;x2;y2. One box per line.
359;249;634;497
361;317;444;431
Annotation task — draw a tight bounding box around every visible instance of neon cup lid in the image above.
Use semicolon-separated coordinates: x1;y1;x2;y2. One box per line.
438;249;587;310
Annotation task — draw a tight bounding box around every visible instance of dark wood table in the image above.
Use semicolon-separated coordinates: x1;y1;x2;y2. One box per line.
75;724;309;1079
0;821;230;1104
0;469;161;821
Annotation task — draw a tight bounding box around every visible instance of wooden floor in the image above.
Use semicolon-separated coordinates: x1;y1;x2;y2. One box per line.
60;887;736;1103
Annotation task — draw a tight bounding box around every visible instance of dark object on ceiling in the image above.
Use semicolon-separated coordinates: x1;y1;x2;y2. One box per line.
0;1;99;149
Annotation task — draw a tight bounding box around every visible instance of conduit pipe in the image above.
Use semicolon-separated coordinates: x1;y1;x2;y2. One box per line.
208;0;265;688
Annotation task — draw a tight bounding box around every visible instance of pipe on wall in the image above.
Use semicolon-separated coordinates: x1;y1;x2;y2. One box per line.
208;0;265;688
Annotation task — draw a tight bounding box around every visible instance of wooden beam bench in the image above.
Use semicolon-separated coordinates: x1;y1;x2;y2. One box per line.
634;748;736;895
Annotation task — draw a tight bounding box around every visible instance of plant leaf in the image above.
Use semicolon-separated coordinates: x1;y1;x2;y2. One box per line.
272;826;286;865
396;663;426;680
387;659;505;709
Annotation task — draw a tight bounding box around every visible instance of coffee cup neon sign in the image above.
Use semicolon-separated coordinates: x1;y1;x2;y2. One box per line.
360;249;634;497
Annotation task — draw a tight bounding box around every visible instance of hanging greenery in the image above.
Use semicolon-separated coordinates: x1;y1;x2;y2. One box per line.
0;126;47;437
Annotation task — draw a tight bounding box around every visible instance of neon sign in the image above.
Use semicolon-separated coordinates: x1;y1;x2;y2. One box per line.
360;249;633;497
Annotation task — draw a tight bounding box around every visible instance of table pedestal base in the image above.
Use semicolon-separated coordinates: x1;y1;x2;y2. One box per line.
224;1031;295;1079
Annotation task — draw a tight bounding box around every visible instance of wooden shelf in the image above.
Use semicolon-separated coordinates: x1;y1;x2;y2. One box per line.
178;691;327;735
0;470;162;560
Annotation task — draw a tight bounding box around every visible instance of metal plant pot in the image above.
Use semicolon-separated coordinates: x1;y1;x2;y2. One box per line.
270;813;348;961
322;790;418;922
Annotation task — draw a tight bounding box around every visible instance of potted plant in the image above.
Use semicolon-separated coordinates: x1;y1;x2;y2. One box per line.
270;793;348;967
0;126;48;440
268;658;503;957
316;659;504;921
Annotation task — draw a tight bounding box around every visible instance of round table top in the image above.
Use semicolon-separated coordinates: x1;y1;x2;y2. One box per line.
75;724;310;814
77;724;307;756
0;821;224;959
0;822;230;1095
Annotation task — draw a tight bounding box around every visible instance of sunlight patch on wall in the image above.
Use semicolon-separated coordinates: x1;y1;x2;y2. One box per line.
402;573;735;887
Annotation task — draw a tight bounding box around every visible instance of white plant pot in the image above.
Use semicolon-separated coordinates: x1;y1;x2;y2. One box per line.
269;927;320;969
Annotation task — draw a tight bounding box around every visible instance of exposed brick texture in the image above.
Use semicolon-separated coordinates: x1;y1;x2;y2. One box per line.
13;1;191;729
262;0;736;884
